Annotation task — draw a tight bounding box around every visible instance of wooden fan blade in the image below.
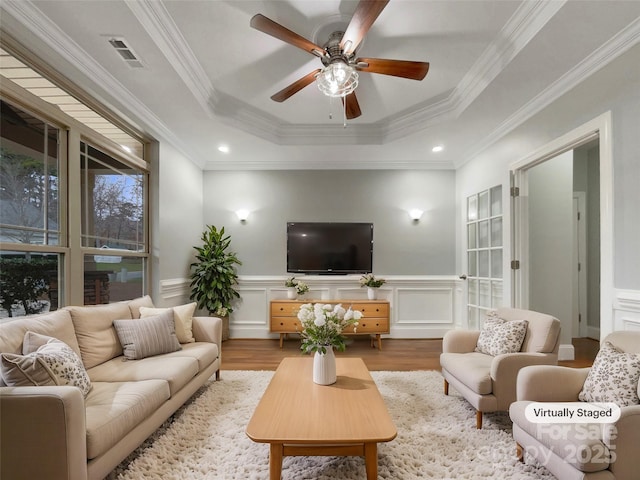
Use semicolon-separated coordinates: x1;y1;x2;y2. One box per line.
271;69;322;102
250;14;326;57
342;92;362;119
340;0;390;55
356;58;429;80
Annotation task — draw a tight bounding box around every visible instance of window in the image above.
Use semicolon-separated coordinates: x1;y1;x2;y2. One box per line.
1;47;149;315
81;141;147;303
0;100;64;317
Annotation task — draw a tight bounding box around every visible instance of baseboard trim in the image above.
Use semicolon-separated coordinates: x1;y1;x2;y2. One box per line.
558;343;575;361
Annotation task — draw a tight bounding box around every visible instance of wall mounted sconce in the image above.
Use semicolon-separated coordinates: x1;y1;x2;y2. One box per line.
409;209;423;222
236;209;250;222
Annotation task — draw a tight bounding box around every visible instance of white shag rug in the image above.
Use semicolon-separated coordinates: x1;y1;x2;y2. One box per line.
108;370;554;480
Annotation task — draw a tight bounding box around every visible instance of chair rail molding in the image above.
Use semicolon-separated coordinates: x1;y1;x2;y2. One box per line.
229;275;463;339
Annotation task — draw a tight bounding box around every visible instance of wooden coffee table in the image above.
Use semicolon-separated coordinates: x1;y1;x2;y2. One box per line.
246;357;397;480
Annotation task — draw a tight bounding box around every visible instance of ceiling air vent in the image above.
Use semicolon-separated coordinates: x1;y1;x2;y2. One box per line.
108;37;144;68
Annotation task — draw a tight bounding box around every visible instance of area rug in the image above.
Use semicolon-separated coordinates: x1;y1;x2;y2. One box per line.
108;370;554;480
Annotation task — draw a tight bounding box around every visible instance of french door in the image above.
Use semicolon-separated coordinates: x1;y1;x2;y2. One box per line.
465;185;503;329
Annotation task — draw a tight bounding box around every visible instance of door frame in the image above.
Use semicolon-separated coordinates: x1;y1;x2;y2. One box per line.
509;111;613;342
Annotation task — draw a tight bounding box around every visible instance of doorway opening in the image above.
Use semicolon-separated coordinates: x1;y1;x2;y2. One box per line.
510;112;613;358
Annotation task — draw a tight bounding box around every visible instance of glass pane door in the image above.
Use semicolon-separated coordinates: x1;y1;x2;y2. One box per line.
466;185;503;328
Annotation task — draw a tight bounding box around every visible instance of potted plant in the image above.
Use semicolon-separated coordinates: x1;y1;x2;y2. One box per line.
189;225;242;341
284;276;309;299
360;273;386;300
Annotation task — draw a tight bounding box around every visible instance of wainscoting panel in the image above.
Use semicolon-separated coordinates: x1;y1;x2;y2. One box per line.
613;289;640;333
158;277;190;306
393;288;455;338
229;275;461;339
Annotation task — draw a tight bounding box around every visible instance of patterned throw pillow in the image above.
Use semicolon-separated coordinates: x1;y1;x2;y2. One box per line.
475;317;528;356
113;310;182;360
578;341;640;406
0;334;92;396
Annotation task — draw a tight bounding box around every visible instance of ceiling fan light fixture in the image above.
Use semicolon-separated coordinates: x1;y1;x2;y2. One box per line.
316;62;358;98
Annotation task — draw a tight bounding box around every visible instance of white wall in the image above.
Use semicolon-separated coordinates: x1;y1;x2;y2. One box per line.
152;142;203;307
201;170;456;276
456;43;640;340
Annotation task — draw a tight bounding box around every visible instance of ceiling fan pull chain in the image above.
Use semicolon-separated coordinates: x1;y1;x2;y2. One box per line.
329;96;333;120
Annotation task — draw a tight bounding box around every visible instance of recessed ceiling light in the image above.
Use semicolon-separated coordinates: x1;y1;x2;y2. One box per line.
218;145;230;153
432;145;444;153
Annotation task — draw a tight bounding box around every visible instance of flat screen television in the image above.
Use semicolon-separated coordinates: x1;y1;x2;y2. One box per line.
287;222;373;274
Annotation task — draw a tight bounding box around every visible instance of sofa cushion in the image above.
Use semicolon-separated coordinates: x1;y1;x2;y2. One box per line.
113;311;182;360
475;316;528;356
510;401;610;473
440;352;494;395
139;303;196;344
126;295;154;319
0;309;81;358
579;341;640;406
1;334;92;396
159;342;219;372
87;355;199;396
85;380;170;459
66;303;132;369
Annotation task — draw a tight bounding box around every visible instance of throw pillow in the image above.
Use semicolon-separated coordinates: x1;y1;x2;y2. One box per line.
578;341;640;406
0;334;92;396
475;316;529;356
139;303;196;343
113;310;182;360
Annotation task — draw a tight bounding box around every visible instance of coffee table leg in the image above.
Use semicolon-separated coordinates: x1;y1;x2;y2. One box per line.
364;442;378;480
270;443;283;480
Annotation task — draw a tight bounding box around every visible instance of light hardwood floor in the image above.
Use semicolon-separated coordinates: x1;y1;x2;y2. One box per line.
220;337;599;371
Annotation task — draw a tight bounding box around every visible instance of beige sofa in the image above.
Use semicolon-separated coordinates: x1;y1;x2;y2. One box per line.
510;331;640;480
0;296;222;480
440;307;561;428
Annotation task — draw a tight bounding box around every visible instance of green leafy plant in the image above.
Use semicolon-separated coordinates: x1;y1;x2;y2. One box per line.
359;273;386;288
189;225;242;316
285;276;309;294
0;258;57;317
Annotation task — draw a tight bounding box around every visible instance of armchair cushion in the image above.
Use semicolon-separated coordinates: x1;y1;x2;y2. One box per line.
578;341;640;407
475;316;528;356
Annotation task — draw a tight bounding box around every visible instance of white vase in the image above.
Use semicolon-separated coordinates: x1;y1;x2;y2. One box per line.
287;287;297;299
313;347;337;385
367;287;377;300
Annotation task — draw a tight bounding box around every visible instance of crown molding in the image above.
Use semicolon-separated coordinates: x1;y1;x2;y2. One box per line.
125;0;219;116
457;15;640;169
1;0;206;168
451;0;566;116
126;0;564;146
206;156;454;171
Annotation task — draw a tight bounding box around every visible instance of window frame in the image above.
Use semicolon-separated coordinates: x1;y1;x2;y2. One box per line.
1;68;150;310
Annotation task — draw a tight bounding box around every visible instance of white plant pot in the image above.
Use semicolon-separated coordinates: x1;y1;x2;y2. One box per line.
287;287;297;299
367;287;377;300
313;347;337;385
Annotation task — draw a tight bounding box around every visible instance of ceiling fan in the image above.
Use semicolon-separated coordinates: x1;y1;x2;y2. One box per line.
250;0;429;120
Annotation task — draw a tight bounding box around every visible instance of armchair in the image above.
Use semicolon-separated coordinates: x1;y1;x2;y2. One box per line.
440;307;561;428
509;331;640;480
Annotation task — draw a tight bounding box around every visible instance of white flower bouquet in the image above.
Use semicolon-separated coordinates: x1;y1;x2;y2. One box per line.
297;303;362;354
